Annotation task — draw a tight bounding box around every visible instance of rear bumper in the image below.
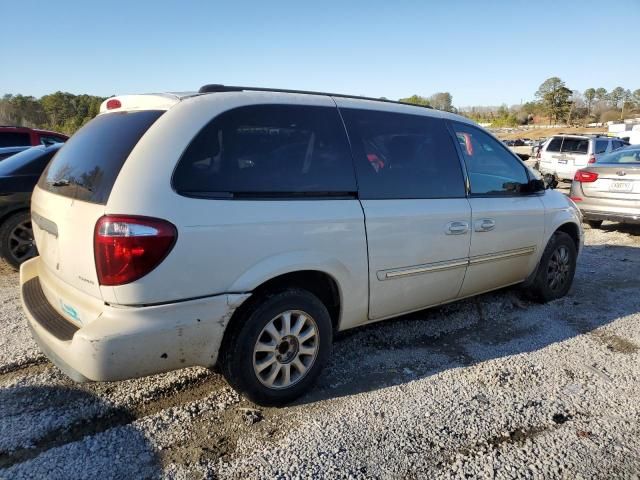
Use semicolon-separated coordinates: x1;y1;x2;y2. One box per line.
582;210;640;224
539;163;583;181
20;256;250;382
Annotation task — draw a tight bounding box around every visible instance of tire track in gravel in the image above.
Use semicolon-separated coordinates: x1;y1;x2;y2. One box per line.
0;371;229;468
0;357;49;381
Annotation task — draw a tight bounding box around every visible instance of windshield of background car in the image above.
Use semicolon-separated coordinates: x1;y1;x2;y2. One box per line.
0;146;59;176
597;148;640;164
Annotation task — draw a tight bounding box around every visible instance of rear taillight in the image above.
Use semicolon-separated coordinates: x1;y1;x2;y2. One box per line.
94;216;177;286
574;170;599;183
588;154;596;164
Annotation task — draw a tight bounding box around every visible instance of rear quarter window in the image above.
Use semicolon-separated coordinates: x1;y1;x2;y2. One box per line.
38;110;164;204
173;104;356;198
595;140;608;154
0;132;31;147
546;137;563;152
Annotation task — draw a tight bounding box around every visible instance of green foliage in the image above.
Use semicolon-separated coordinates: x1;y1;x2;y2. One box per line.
399;94;431;106
0;91;106;134
429;92;453;112
535;77;573;124
398;92;454;112
584;88;595;115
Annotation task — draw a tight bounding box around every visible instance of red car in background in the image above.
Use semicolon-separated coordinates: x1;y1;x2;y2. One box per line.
0;126;68;147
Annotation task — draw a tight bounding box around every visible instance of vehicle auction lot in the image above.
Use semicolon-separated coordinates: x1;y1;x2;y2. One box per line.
1;225;639;479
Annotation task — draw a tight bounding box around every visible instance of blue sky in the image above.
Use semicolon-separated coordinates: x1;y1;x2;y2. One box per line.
2;0;638;106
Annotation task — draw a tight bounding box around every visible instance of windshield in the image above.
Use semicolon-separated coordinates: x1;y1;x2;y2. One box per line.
597;148;640;164
38;110;164;204
0;145;59;176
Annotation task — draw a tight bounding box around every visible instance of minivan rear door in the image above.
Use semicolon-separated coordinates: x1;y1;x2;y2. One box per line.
33;110;165;302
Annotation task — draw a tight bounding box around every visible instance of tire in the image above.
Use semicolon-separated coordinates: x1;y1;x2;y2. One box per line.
0;211;37;270
528;231;577;303
219;289;332;406
586;220;603;229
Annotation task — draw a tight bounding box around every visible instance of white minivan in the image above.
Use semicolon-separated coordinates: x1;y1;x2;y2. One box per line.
20;85;583;405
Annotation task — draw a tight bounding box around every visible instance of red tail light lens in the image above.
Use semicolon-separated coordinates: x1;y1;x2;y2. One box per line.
588;154;596;164
574;170;599;183
106;99;122;110
94;216;177;286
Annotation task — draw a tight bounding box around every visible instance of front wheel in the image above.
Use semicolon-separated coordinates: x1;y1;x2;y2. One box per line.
219;289;332;406
528;231;577;302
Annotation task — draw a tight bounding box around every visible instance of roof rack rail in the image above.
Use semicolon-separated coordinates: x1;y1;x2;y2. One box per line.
198;84;433;109
556;132;606;137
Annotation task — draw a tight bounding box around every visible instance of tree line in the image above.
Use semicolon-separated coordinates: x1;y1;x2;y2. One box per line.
458;78;640;127
0;92;106;134
2;80;639;135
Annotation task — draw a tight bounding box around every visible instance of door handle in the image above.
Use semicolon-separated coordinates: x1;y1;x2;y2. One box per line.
446;221;469;235
474;218;496;232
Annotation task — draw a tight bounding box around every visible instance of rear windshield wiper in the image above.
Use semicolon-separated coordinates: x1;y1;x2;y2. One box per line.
49;178;93;192
50;179;70;187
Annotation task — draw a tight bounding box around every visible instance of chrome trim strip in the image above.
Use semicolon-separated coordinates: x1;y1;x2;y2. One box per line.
378;258;468;281
469;246;535;265
378;246;536;281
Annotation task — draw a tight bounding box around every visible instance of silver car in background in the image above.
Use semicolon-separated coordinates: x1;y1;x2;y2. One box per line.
570;146;640;228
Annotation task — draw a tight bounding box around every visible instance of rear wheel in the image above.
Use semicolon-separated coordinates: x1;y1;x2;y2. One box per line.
220;289;332;406
0;211;37;270
586;220;603;229
528;231;577;302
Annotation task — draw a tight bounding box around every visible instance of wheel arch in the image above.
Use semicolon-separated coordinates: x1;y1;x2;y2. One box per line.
219;268;343;365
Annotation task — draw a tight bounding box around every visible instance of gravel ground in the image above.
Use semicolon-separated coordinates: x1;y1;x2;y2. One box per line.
1;224;639;479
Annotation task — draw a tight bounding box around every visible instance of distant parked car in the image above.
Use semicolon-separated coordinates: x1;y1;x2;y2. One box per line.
0;126;68;148
570;145;640;228
0;144;62;268
538;134;628;181
0;146;31;161
513;139;525;147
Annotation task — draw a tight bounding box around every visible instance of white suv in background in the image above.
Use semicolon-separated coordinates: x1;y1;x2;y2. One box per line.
538;134;628;181
20;85;583;405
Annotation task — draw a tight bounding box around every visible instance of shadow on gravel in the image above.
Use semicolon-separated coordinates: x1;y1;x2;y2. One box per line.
298;242;640;405
0;385;160;478
595;223;640;236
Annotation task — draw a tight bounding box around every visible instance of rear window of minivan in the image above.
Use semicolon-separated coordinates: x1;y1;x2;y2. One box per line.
38;110;163;204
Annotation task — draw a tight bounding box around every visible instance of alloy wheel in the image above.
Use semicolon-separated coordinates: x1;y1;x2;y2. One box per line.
8;220;36;264
253;310;319;389
547;245;570;291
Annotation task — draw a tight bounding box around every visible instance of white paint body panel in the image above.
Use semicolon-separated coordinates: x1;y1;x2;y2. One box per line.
362;199;471;319
460;196;545;297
